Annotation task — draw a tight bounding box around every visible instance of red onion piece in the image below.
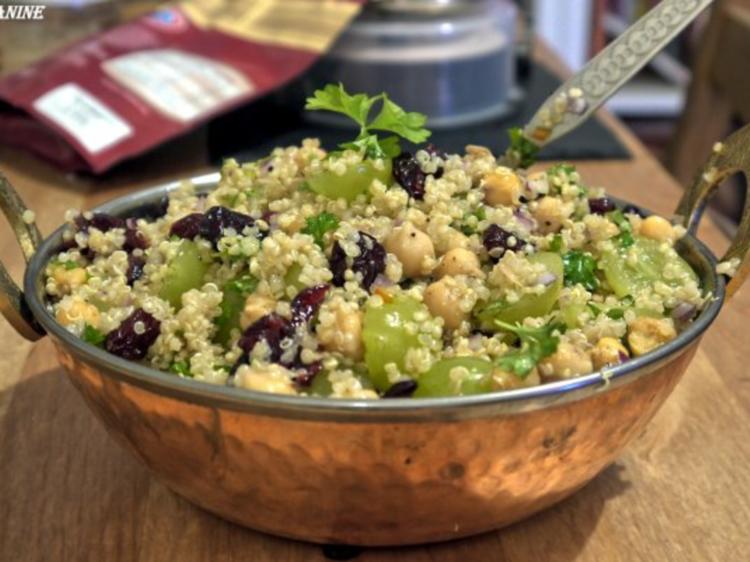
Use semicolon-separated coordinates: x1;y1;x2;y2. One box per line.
672;302;696;323
513;209;535;233
538;272;558;286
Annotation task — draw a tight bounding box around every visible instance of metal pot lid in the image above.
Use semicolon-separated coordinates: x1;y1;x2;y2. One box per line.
371;0;483;15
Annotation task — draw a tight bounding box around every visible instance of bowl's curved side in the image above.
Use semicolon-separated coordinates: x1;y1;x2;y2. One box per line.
53;333;699;546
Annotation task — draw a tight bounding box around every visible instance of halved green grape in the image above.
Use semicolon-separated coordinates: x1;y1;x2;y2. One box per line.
560;302;587;329
309;370;374;397
600;236;698;298
308;159;392;202
475;252;564;329
214;275;258;345
413;357;494;397
363;296;426;391
159;240;211;309
284;263;305;295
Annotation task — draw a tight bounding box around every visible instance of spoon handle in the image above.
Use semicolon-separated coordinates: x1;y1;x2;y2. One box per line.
524;0;713;147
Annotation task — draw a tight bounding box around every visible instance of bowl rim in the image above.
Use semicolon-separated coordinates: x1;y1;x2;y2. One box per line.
23;172;726;420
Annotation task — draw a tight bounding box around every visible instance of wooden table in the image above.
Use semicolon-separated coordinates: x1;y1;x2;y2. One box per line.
1;55;749;562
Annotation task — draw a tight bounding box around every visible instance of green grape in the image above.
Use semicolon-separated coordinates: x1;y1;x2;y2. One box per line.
560;302;587;329
308;159;392;202
214;275;258;345
475;252;564;329
309;370;374;397
601;237;698;298
363;297;426;391
284;263;305;294
159;240;211;309
413;357;494;397
309;371;333;397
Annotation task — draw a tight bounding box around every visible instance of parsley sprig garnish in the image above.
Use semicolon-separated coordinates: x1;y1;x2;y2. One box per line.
494;320;565;378
305;84;431;159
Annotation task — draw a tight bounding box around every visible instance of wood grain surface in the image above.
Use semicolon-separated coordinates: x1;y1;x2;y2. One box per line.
1;52;749;561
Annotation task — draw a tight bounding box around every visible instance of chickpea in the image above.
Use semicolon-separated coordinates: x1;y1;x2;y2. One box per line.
591;337;629;370
55;297;100;327
434;248;483;279
384;222;435;278
627;317;676;356
440;229;470;254
483;168;522;207
317;309;364;360
234;364;296;395
240;294;276;330
423;278;467;330
539;341;593;380
533;196;567;234
52;265;87;293
640;215;675;242
492;367;541;390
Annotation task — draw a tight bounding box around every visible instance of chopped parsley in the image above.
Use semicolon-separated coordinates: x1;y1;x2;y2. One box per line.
305;84;431;159
81;324;105;347
549;233;564;253
608;209;635;248
169;360;192;377
494;320;565;378
301;211;340;248
563;250;600;291
507;127;540;169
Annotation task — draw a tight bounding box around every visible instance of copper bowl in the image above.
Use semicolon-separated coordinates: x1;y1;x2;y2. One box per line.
2;128;750;546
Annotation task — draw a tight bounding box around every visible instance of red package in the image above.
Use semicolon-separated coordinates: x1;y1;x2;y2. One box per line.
0;0;364;173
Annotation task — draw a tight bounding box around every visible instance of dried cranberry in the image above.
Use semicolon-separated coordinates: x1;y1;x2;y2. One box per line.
291;284;329;327
293;361;323;387
622;204;645;217
393;152;426;199
126;254;145;286
75;212;125;233
329;242;348;287
383;379;418;398
200;206;254;246
238;313;293;363
124;218;148;251
169;213;204;239
588;197;616;215
330;233;386;291
483;224;526;260
105;309;161;360
352;233;386;290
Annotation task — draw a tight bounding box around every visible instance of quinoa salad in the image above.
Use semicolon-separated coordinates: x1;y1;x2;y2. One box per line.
44;86;708;399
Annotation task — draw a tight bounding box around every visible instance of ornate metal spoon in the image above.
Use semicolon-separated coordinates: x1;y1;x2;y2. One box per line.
521;0;713;151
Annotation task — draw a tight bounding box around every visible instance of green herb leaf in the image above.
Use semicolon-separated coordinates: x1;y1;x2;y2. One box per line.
608;209;635;248
301;212;340;249
606;308;625;320
547;163;577;177
368;96;431;144
562;250;599;291
549;233;564;253
459;206;487;235
305;84;431;159
494;320;565;377
169;360;192;377
82;324;105;347
508;127;539;169
304;83;376;128
62;260;79;270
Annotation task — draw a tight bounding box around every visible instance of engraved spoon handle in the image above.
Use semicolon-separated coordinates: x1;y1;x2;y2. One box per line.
524;0;713;147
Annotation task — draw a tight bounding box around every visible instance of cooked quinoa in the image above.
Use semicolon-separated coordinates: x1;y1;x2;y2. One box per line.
43;86;707;399
43;141;708;399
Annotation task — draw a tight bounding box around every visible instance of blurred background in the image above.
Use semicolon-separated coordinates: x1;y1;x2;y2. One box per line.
0;0;747;232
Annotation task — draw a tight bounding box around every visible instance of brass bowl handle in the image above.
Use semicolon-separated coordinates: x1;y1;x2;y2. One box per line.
0;172;45;340
675;124;750;300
